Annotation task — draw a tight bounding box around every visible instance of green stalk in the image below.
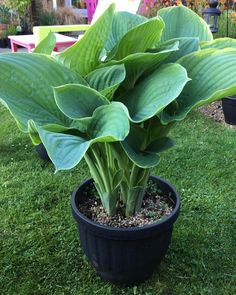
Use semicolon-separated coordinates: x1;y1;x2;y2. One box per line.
91;145;111;193
110;142;130;181
130;164;141;187
84;153;105;197
125;166;151;217
88;145;120;216
104;143;113;186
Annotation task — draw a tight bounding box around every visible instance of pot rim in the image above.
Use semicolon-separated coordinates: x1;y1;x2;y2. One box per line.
224;96;236;101
71;175;180;234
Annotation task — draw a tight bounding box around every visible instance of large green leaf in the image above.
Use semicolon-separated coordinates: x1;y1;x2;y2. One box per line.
55;4;115;75
29;102;130;171
54;84;109;120
161;48;236;123
121;125;160;168
85;64;126;99
33;32;56;55
154;37;200;63
106;42;179;89
87;102;129;140
158;5;213;42
105;11;147;53
200;38;236;50
110;17;165;60
29;122;90;171
144;116;175;144
121;123;175;168
0;53;85;131
28;122;84;145
146;137;175;154
118;63;190;123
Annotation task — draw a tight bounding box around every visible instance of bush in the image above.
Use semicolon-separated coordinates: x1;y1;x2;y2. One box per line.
55;6;84;25
0;5;10;24
38;7;84;26
38;11;57;26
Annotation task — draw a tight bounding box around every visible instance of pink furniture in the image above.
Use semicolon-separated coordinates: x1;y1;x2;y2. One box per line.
8;33;78;53
86;0;99;23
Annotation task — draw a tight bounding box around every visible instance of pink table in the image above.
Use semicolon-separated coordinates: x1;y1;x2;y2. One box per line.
8;33;78;53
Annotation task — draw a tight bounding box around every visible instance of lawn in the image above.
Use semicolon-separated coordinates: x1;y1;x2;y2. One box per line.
0;104;235;295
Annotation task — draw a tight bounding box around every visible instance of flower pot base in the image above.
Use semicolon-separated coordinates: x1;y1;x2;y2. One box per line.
72;176;180;286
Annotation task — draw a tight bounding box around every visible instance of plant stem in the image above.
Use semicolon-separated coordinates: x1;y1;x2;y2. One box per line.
84;153;105;195
86;144;120;216
125;165;151;216
91;145;111;193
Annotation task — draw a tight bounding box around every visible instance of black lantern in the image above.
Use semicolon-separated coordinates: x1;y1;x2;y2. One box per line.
203;0;221;33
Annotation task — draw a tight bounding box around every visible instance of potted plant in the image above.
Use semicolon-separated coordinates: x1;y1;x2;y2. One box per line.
200;38;236;125
1;4;236;285
0;5;10;48
222;96;236;125
3;0;32;34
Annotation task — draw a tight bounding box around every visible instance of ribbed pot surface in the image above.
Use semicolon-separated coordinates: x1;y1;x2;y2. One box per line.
71;176;180;286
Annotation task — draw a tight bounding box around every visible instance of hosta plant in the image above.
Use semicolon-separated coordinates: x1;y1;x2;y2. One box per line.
1;5;236;217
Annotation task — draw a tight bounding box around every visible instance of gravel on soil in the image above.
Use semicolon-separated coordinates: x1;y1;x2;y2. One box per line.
78;182;175;228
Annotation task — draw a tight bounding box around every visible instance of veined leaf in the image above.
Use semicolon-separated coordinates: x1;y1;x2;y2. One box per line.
54;84;109;120
146;137;175;154
121;124;174;168
33;32;56;55
106;42;179;89
161;48;236;123
154;37;200;63
144;116;175;144
121;125;160;168
158;5;213;42
88;102;129;140
85;64;126;99
105;11;147;53
28;122;76;145
0;53;85;131
200;38;236;50
55;4;115;75
118;63;190;123
29;102;130;171
30;121;90;171
110;17;165;60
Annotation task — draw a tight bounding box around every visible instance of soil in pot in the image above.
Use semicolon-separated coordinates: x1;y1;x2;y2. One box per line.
78;179;175;228
72;176;180;286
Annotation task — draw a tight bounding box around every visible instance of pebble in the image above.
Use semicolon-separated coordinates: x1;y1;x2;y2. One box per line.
79;190;174;228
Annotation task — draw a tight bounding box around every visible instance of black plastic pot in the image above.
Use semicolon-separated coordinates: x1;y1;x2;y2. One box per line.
222;96;236;125
71;176;180;286
35;143;51;162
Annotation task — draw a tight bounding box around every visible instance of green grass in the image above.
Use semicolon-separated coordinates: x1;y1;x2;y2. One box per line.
0;104;236;295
